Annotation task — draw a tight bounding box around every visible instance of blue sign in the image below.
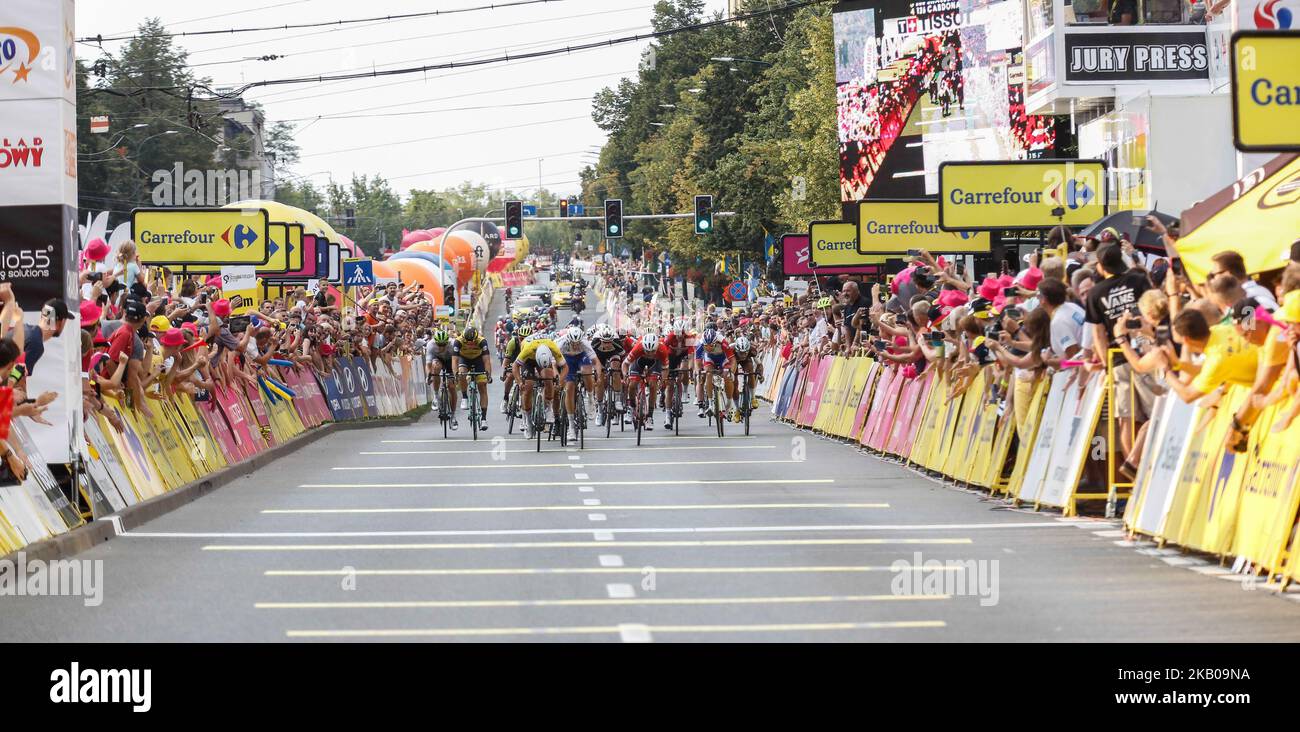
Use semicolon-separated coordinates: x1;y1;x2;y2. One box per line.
343;259;375;287
727;281;748;301
522;205;538;217
568;203;585;216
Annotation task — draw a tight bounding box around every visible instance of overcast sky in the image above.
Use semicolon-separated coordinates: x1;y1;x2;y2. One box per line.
77;0;731;201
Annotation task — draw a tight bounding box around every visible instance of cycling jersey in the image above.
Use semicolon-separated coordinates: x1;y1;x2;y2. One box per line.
625;342;670;376
453;337;489;360
503;336;523;363
696;339;734;365
517;338;561;365
425;340;454;365
556;336;597;361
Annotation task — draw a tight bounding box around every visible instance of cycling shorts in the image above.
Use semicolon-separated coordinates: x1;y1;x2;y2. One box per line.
627;357;663;378
562;352;591;382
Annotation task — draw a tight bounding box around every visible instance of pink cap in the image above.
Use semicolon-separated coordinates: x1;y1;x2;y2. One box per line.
85;238;110;262
205;275;223;289
159;328;186;348
1019;267;1044;290
79;300;102;325
977;277;1001;301
937;289;969;308
211;298;232;318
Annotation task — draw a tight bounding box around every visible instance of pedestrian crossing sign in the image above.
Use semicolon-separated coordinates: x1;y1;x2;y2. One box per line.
343;258;375;287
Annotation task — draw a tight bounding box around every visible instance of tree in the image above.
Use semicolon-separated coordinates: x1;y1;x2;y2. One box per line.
76;19;225;215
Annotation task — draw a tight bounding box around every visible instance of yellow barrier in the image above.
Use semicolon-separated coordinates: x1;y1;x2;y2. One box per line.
767;352;1300;581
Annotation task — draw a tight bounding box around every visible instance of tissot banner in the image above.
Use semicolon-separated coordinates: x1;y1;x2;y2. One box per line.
1064;30;1209;83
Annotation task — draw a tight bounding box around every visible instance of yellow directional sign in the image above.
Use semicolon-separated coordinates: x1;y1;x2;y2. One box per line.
857;200;991;253
938;160;1108;230
1232;31;1300;152
808;220;888;268
132;207;270;266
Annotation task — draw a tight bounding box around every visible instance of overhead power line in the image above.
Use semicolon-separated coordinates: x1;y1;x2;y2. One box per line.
78;0;567;43
84;0;823;100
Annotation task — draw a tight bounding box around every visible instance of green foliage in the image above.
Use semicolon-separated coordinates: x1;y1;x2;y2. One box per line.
581;1;838;271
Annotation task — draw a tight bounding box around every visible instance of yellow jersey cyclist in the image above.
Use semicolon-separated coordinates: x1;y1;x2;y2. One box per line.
499;323;531;416
452;326;492;431
425;330;458;425
556;326;602;441
512;336;566;433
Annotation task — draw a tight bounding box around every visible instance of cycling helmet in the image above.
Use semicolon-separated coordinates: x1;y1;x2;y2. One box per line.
734;335;752;353
462;326;479;341
535;345;555;368
432;330;451;345
671;319;687;337
517;324;533;338
565;325;583;341
702;327;719;345
640;333;659;352
594;324;616;341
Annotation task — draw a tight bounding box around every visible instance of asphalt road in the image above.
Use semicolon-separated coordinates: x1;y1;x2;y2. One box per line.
4;274;1300;642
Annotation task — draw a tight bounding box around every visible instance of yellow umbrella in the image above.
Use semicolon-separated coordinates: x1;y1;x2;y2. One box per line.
1176;153;1300;283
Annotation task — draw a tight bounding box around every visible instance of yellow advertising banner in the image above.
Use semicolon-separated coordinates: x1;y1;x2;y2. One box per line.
857;200;991;253
808;220;889;268
133;207;270;266
1232;31;1300;152
938;160;1108;230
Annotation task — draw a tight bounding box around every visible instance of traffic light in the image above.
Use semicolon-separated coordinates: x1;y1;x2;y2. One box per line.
604;199;623;239
694;194;713;235
505;200;523;238
558;198;568;218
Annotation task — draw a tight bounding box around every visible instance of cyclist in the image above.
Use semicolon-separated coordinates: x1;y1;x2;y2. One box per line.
500;323;530;415
695;327;735;418
425;329;459;429
661;319;695;430
730;335;763;421
589;324;628;426
513;334;565;433
623;332;669;430
556;326;601;441
452;326;492;430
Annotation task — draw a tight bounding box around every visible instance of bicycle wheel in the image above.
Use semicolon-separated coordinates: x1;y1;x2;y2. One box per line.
533;388;544;453
635;384;645;446
439;383;450;439
672;377;681;436
604;384;613;439
506;384;518;435
714;378;725;439
576;386;586;450
468;385;480;441
743;379;752;436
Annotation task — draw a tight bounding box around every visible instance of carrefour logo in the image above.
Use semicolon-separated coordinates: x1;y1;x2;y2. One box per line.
0;26;40;84
1047;178;1095;210
1255;0;1295;29
221;224;259;250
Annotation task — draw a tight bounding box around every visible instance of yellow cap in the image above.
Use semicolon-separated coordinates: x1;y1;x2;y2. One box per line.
1281;289;1300;324
149;315;171;333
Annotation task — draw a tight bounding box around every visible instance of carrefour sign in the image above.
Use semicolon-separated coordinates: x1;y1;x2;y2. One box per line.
808;220;888;268
857;200;990;253
1232;31;1300;152
132;207;270;266
938;160;1108;230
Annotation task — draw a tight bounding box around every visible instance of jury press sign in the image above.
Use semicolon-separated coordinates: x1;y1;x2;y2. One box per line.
1232;31;1300;152
1064;30;1209;82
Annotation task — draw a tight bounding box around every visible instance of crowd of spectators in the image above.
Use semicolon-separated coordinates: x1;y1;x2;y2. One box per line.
740;222;1300;480
0;238;442;458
